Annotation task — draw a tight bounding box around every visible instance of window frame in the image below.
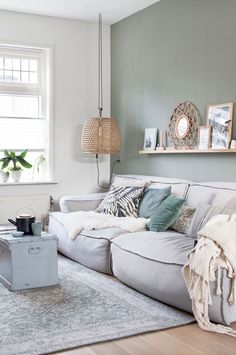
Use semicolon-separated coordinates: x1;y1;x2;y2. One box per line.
0;42;54;183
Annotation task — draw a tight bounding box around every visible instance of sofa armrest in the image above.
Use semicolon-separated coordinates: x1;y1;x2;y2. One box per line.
59;193;107;213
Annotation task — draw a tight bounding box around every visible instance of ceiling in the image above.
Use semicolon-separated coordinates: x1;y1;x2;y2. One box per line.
0;0;160;24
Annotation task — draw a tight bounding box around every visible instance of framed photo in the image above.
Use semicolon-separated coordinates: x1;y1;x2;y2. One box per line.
198;126;211;150
207;103;233;149
143;128;157;150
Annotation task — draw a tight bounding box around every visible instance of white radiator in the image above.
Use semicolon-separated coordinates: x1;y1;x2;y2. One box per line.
0;195;50;224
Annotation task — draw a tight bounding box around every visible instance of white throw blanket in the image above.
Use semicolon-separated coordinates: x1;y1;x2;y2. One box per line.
182;214;236;337
63;211;149;240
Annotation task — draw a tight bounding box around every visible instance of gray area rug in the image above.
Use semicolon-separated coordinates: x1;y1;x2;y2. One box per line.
0;255;194;355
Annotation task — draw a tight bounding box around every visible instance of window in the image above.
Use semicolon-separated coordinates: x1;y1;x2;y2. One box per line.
0;45;51;182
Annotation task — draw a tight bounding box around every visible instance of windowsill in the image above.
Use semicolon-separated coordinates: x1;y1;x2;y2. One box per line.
0;181;58;186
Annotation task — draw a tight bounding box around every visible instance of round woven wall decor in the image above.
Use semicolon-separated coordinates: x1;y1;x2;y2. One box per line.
168;101;200;149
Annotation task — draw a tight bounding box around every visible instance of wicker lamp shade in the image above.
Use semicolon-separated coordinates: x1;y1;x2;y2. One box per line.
81;117;120;154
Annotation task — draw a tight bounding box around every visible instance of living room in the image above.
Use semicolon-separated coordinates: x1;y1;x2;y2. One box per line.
0;0;235;354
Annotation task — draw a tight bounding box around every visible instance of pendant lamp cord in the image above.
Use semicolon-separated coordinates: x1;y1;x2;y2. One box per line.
96;14;105;189
96;14;120;189
96;153;120;189
96;153;107;189
98;13;103;119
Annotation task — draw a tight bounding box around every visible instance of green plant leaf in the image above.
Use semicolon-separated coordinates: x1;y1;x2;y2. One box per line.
4;150;10;157
17;157;32;169
1;158;11;169
1;157;10;162
10;151;16;159
20;150;28;158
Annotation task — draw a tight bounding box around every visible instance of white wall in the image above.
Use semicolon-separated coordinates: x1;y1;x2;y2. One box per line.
0;10;111;199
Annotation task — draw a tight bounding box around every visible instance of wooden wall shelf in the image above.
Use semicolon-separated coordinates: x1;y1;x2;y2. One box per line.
139;149;236;155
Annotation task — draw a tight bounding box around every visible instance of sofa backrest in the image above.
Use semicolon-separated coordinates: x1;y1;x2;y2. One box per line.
113;175;192;198
186;182;236;208
113;175;236;209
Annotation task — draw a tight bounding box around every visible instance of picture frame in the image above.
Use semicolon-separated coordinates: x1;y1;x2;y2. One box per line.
198;126;211;150
143;128;157;150
207;103;233;149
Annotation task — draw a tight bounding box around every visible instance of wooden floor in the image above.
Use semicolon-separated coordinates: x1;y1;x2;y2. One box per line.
56;323;236;355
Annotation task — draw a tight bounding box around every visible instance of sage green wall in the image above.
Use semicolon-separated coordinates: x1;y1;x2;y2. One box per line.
111;0;236;181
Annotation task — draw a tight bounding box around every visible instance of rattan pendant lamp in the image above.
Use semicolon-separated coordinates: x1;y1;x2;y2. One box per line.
81;14;120;157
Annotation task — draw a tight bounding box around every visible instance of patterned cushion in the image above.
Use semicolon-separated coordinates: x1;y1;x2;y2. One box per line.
111;175;148;188
96;185;145;217
170;206;196;234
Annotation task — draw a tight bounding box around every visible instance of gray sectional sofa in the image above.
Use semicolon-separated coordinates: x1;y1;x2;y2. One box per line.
49;175;236;325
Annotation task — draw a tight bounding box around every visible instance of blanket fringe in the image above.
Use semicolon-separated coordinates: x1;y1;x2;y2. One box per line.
183;222;236;338
193;306;236;337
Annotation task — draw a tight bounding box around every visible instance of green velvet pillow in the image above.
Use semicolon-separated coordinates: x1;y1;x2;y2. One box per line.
148;195;185;232
138;187;171;218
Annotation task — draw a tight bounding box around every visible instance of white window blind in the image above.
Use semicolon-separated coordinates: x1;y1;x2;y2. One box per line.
0;45;51;182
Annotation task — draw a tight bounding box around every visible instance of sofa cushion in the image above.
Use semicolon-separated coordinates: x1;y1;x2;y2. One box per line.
186;204;236;239
148;195;185;232
111;236;230;324
113;174;191;198
138;186;171;218
59;193;107;213
112;231;194;265
49;212;125;275
212;191;236;208
186;203;210;238
79;227;125;240
111;231;195;315
50;212;124;240
186;182;236;208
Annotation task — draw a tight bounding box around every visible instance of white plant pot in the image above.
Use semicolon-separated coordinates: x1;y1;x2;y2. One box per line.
0;171;9;183
11;170;22;183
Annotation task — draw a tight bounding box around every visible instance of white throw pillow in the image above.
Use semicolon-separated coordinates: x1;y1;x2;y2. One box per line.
212;191;236;209
186;203;236;239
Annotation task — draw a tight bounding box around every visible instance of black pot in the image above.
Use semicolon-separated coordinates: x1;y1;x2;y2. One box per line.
8;214;36;235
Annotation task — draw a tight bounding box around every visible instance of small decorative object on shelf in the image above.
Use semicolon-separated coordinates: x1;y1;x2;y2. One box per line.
198;126;211;150
32;154;46;181
207;103;233;149
143;128;157;150
230;140;236;149
168;101;200;149
156;129;165;150
0;170;9;183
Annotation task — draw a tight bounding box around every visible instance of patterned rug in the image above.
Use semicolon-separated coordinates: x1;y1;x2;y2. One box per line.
0;255;194;355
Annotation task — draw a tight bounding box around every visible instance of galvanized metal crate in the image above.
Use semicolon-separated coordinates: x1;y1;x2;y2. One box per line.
0;233;58;291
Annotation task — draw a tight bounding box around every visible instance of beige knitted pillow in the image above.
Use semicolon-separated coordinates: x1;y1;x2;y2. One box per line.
171;206;196;234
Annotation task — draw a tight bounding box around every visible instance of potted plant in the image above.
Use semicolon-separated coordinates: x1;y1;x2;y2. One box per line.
0;163;9;183
0;150;32;183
